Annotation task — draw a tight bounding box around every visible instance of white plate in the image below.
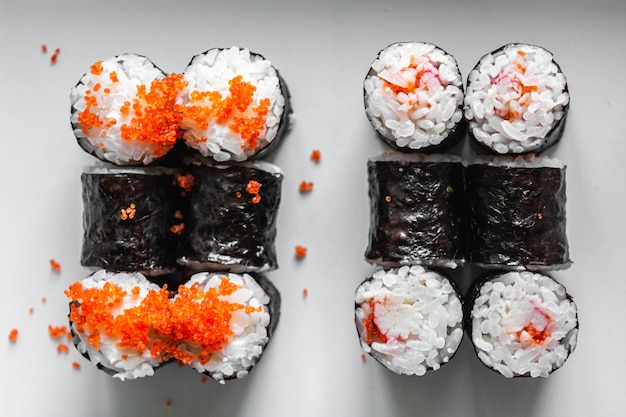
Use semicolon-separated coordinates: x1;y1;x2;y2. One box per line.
1;0;625;416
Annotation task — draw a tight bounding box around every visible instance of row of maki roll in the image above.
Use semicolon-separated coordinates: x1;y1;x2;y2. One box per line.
70;46;291;166
364;153;570;271
68;46;289;383
363;42;569;155
65;269;280;383
80;160;284;276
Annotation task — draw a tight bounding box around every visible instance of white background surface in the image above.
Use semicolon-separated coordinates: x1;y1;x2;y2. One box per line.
1;0;625;416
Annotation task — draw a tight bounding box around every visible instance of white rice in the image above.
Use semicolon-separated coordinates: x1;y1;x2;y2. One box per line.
68;270;164;381
355;265;464;376
464;43;569;154
181;46;286;162
364;42;464;150
70;53;173;165
470;271;578;378
183;272;271;383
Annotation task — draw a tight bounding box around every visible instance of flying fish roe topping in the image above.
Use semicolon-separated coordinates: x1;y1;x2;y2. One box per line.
246;179;262;204
120;204;136;220
310;149;321;163
299;181;314;193
118;73;187;154
72;362;81;370
170;223;185;234
295;245;307;259
8;328;18;342
49;325;68;339
57;343;70;354
50;258;61;272
175;173;195;193
90;61;103;76
41;45;47;53
183;75;271;151
65;276;263;366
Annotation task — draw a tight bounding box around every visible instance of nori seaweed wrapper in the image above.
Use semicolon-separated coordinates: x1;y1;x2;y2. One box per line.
81;169;181;275
365;154;467;268
465;162;570;270
178;162;283;272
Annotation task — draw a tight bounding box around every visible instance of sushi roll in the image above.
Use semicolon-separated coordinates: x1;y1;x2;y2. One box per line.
65;270;171;380
365;153;467;269
466;270;578;378
70;53;185;165
180;46;291;162
363;42;465;152
177;160;283;272
171;272;280;383
81;166;183;275
465;155;570;270
355;265;464;376
464;43;569;154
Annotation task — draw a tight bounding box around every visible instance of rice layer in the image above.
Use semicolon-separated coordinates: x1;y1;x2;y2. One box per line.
355;265;464;376
464;43;569;154
469;271;578;377
364;42;464;151
181;46;287;162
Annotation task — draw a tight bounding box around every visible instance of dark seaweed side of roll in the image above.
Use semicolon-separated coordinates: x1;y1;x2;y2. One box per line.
465;164;570;269
81;171;181;275
365;158;467;268
178;163;282;272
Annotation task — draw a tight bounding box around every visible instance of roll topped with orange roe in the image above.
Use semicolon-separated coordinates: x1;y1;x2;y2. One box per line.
70;54;185;165
66;270;279;383
180;46;290;162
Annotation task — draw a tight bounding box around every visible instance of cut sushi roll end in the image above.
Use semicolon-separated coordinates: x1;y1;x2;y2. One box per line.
364;42;465;152
181;46;289;163
468;271;578;378
65;270;167;380
70;54;185;165
66;270;278;383
464;43;569;154
355;265;464;376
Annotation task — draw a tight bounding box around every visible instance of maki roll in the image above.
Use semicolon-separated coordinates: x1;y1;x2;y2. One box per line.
173;272;280;383
464;43;569;154
363;42;465;152
465;155;570;270
355;265;464;376
365;153;467;269
70;54;185;165
180;46;291;162
177;160;283;272
65;270;280;383
81;166;182;275
65;270;171;380
466;270;578;378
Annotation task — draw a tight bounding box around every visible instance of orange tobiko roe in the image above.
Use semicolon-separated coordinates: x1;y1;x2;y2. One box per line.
183;75;271;151
64;276;261;366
